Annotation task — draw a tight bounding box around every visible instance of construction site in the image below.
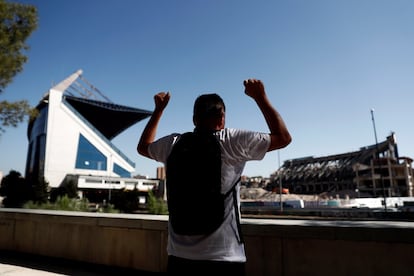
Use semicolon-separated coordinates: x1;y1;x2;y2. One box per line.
240;133;414;215
270;132;413;198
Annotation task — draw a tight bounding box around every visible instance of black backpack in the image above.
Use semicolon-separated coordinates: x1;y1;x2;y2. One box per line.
166;130;239;236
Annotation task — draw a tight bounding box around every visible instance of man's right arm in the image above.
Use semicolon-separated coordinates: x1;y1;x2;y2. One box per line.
243;79;292;152
137;92;170;159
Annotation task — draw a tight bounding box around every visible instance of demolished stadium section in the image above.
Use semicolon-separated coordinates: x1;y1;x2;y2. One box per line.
271;133;413;198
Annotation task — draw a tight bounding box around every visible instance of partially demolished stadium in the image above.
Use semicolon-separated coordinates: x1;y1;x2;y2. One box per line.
271;133;413;198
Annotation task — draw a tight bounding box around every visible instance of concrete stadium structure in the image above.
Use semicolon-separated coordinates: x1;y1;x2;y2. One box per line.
271;133;414;198
25;70;157;199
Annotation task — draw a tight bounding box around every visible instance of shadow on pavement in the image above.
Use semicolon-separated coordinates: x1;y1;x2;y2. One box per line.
0;250;166;275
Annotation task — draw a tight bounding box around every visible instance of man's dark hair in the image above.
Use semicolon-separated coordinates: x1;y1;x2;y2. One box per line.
193;93;225;120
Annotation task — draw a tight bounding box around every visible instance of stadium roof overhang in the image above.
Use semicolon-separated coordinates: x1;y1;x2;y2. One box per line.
28;70;153;140
63;95;152;140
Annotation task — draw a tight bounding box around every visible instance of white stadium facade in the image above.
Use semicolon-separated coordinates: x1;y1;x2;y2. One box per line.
25;70;159;202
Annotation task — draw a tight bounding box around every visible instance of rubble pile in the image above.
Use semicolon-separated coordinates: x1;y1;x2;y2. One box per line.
240;187;318;202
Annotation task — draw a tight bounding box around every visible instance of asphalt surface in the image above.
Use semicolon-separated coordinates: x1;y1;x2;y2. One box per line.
0;251;165;276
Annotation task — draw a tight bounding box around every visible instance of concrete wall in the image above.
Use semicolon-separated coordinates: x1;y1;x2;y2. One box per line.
1;209;413;276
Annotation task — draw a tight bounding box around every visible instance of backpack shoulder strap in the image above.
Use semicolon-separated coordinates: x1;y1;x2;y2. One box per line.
224;177;240;197
230;177;243;244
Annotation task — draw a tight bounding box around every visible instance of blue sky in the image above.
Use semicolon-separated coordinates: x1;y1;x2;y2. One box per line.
1;0;413;178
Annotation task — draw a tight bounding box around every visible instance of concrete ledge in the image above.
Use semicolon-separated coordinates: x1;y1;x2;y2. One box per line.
1;208;414;275
0;209;169;272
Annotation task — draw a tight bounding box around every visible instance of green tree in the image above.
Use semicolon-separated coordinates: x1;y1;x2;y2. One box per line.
30;176;49;204
0;170;31;207
50;177;78;202
0;99;33;131
111;189;140;213
147;189;168;215
0;0;38;134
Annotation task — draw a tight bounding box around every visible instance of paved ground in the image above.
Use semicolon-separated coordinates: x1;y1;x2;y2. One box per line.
0;251;165;276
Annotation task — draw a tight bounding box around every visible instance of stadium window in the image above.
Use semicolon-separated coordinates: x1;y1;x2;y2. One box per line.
75;134;107;171
113;162;131;178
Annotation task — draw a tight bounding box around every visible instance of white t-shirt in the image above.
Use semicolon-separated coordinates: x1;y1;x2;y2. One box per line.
148;128;270;262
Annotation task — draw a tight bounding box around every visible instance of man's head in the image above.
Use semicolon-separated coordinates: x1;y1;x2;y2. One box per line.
193;93;225;131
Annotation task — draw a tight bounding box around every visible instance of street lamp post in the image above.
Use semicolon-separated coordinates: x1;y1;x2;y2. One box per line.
278;150;283;212
370;109;387;211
